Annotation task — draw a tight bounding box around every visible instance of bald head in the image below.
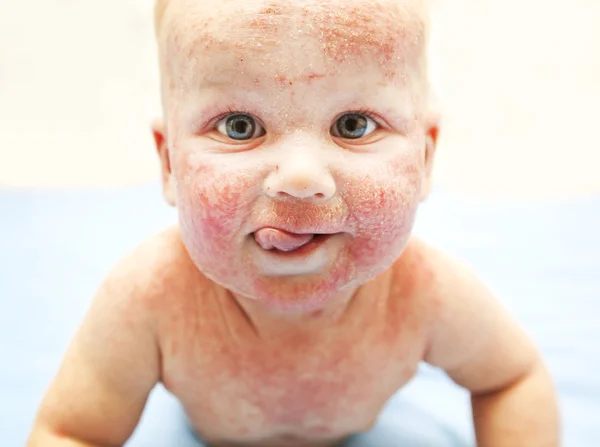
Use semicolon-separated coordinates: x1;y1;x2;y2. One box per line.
154;0;429;39
154;0;433;118
155;0;430;73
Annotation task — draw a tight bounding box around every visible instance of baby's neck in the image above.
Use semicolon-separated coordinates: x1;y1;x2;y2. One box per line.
224;273;392;341
230;288;358;339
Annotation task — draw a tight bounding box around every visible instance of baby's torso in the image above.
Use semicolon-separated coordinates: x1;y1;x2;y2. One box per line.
154;235;433;447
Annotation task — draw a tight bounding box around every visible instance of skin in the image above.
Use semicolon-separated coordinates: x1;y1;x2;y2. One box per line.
28;0;560;446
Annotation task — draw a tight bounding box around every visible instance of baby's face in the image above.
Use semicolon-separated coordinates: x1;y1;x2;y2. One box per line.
154;0;438;310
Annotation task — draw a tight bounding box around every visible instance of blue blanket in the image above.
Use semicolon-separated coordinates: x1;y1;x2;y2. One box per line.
1;185;598;446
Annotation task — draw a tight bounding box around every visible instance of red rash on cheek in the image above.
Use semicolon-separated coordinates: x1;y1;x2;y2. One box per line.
175;159;254;258
343;168;421;271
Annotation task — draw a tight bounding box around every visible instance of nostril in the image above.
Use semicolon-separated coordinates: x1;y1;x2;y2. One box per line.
275;191;326;200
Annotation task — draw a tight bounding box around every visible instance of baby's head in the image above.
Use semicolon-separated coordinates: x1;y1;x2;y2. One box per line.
152;0;439;310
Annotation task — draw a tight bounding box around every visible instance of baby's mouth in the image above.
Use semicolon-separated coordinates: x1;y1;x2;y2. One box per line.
253;228;315;252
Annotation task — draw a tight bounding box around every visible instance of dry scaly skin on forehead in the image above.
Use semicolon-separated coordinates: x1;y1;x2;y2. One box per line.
156;0;429;89
154;0;429;35
311;1;426;67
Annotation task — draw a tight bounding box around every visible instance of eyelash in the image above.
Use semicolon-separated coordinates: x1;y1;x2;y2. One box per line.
344;108;381;123
212;106;255;124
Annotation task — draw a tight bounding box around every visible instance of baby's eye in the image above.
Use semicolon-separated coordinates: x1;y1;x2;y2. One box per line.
331;113;377;139
216;114;265;141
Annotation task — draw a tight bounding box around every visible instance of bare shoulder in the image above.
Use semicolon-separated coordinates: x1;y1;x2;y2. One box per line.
78;225;206;367
392;236;482;305
399;238;538;392
101;225;207;310
390;236;458;305
399;236;501;327
382;237;453;339
390;236;494;350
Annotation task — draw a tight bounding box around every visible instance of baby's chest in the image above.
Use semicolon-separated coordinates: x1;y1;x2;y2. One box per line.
162;329;423;441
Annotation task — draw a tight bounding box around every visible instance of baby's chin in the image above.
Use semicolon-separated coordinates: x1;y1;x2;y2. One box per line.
250;248;407;312
199;252;398;315
197;265;352;312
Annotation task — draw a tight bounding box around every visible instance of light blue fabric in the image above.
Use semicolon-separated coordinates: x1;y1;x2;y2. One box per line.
1;185;598;446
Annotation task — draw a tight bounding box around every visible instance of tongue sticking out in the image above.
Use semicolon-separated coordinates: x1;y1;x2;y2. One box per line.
254;228;315;252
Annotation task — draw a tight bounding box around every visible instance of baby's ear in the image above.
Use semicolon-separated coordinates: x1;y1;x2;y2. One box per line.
419;111;441;202
152;118;176;207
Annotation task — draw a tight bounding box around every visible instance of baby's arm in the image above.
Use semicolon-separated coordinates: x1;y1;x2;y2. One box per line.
422;244;560;447
27;251;161;446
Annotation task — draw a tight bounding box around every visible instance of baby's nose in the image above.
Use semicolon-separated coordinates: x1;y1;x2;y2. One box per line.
263;160;336;201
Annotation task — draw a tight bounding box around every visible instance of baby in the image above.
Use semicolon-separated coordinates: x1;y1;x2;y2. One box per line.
28;0;560;446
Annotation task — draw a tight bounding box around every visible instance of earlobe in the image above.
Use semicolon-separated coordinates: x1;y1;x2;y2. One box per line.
151;118;176;207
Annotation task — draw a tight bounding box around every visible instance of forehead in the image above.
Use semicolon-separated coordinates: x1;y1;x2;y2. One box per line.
159;0;427;78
